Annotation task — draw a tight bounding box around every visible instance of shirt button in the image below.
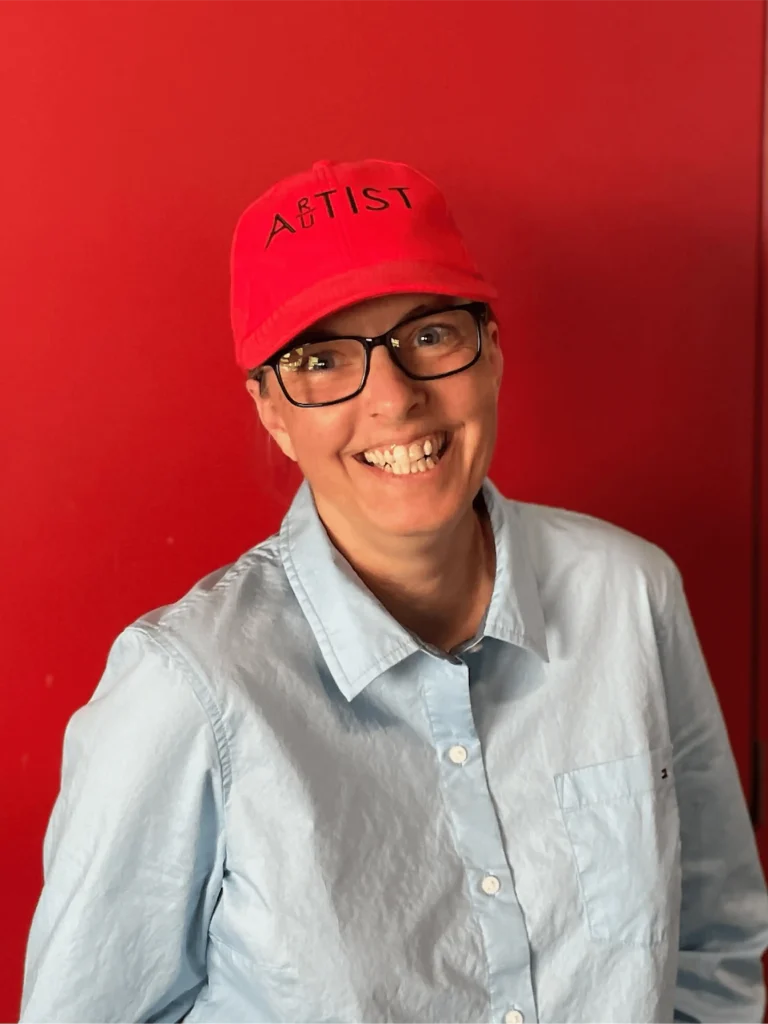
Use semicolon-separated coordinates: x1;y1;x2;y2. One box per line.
504;1011;524;1024
481;874;501;895
447;744;468;765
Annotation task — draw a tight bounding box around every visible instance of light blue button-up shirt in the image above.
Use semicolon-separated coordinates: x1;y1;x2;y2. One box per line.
21;478;768;1023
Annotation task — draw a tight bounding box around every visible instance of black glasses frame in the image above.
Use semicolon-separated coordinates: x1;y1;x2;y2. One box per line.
250;300;490;409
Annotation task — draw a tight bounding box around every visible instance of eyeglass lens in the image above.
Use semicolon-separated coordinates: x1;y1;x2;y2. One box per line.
276;308;479;405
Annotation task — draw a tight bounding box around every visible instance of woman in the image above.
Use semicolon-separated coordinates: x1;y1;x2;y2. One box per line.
21;158;768;1023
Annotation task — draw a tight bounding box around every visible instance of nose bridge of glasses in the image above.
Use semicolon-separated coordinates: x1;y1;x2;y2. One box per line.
360;345;424;415
367;335;412;380
370;328;405;361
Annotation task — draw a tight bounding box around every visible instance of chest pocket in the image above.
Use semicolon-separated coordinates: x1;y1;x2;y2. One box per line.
554;745;682;947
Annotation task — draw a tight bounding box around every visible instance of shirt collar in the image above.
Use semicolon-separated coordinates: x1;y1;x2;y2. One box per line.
279;477;549;702
481;477;549;662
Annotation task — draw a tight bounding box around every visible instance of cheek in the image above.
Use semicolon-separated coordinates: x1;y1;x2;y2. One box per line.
287;411;355;472
447;374;498;430
453;383;499;463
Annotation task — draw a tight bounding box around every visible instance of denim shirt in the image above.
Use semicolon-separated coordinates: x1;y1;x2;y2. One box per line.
20;478;768;1023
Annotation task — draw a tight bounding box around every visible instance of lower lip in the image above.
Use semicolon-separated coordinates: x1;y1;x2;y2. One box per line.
355;437;452;480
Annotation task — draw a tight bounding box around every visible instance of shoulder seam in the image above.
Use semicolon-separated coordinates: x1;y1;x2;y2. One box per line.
126;624;234;810
656;558;683;641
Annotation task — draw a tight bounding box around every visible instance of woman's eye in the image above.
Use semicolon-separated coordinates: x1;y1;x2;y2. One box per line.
415;326;448;347
303;352;334;372
279;349;334;374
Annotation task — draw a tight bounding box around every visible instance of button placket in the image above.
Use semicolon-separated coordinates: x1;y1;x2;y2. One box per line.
423;659;537;1024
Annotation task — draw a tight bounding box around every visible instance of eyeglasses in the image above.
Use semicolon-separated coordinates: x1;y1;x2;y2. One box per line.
250;301;490;408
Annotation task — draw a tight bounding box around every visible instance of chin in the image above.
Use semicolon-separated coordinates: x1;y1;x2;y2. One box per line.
363;497;462;538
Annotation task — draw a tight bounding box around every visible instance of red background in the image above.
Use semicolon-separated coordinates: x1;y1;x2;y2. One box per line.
1;1;766;1018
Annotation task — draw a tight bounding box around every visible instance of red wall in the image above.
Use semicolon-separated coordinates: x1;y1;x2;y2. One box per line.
1;2;764;1018
760;0;768;917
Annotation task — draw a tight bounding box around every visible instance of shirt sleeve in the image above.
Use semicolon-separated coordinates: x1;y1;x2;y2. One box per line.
19;625;228;1024
659;566;768;1023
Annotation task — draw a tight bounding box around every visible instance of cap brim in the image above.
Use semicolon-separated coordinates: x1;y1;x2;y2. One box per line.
237;260;499;369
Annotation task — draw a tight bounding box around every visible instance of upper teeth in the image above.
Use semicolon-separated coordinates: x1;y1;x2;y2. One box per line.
362;432;446;469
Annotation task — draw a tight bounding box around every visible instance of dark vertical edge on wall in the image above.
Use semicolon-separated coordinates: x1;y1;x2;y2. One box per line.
750;0;768;829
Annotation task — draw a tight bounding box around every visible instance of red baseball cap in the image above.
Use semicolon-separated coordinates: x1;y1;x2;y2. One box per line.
230;158;499;371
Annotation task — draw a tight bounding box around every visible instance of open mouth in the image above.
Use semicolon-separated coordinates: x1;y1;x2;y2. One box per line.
353;431;451;476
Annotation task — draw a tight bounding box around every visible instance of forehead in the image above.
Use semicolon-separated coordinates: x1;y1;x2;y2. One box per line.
308;292;462;339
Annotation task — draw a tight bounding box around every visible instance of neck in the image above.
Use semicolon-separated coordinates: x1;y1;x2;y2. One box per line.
316;491;496;653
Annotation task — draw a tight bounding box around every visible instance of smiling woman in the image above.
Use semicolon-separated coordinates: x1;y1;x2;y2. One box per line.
244;280;503;561
19;158;768;1024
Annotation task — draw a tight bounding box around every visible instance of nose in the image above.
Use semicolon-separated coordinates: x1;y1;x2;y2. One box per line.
360;345;425;417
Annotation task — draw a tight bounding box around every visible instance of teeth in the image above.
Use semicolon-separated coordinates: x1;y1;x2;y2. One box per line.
382;455;439;475
393;446;410;472
363;432;444;468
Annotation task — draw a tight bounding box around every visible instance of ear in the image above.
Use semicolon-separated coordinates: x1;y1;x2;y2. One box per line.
484;320;504;395
245;375;298;462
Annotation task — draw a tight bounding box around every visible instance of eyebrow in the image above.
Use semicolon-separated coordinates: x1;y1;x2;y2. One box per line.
294;299;450;344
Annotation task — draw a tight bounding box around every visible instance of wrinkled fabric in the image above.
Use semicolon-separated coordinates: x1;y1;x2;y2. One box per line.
21;478;768;1024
